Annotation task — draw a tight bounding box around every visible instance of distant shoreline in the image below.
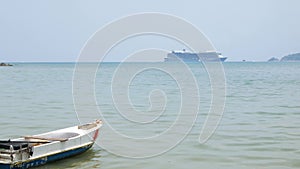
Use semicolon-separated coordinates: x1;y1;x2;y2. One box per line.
0;62;13;66
4;61;300;64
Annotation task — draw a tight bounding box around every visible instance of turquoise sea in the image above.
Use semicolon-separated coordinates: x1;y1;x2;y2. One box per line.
0;62;300;169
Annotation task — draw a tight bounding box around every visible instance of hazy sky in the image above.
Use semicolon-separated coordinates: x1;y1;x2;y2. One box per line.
1;0;300;62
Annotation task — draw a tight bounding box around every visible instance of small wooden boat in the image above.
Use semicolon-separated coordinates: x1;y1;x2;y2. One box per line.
0;120;102;169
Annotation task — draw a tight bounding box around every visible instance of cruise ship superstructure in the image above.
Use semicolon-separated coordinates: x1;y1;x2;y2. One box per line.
164;49;227;62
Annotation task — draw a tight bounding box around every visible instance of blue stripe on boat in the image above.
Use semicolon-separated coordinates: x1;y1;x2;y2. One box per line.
0;143;93;169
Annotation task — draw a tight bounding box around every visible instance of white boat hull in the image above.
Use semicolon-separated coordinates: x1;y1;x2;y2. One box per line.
0;120;102;169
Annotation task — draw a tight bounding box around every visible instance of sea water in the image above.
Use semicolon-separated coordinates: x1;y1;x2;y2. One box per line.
0;62;299;169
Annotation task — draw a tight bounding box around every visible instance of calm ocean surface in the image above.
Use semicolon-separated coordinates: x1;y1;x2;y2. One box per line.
0;62;299;169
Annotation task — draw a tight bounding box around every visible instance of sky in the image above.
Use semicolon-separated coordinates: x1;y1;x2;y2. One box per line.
0;0;300;62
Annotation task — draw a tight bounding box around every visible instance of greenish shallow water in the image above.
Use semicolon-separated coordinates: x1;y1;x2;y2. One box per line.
0;62;299;169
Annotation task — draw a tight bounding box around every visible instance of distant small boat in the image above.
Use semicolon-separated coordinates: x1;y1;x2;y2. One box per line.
0;120;102;169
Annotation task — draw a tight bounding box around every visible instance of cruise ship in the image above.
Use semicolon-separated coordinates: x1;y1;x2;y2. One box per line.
164;49;227;62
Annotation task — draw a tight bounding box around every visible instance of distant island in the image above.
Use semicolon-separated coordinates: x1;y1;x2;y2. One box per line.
281;53;300;62
267;57;279;62
0;62;13;66
268;53;300;62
